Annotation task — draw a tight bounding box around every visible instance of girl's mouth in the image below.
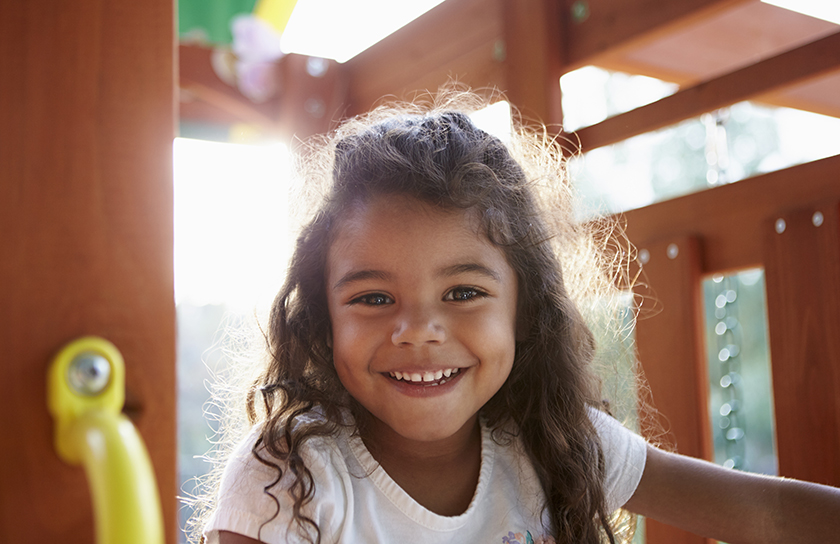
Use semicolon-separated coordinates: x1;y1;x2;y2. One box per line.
387;368;462;386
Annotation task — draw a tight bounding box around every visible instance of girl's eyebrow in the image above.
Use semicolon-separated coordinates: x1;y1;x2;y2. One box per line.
438;263;502;282
332;263;501;290
332;269;392;290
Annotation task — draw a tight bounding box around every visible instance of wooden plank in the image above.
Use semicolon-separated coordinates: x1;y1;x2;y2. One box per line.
345;0;503;113
563;0;751;70
0;0;177;542
274;53;348;141
179;44;283;127
501;0;565;126
763;204;840;486
574;31;840;151
632;236;711;544
621;153;840;273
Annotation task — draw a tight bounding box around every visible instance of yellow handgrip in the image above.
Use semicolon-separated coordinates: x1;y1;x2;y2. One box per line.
48;336;164;544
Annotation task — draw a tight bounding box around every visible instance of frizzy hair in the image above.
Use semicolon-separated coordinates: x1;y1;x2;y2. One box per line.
196;90;640;544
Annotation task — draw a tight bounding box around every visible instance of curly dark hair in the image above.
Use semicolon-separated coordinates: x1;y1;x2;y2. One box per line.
244;97;624;543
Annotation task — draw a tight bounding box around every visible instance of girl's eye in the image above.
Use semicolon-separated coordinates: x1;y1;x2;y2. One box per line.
445;287;487;302
350;293;394;306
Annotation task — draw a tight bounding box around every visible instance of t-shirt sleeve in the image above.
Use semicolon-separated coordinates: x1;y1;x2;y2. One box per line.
203;429;349;544
589;408;648;512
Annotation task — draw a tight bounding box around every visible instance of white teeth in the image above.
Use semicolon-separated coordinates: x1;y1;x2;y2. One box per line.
390;368;460;383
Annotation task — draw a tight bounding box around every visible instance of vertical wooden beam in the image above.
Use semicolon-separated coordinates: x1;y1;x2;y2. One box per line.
0;0;176;542
763;203;840;486
501;0;565;127
632;236;712;544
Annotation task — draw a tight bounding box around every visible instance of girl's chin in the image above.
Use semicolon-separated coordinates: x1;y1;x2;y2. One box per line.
369;411;480;447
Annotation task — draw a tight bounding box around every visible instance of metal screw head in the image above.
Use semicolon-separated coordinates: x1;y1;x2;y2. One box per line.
304;98;325;118
812;211;824;227
492;40;506;62
638;248;650;265
667;243;679;260
67;352;111;396
775;218;786;234
570;0;590;23
305;57;328;78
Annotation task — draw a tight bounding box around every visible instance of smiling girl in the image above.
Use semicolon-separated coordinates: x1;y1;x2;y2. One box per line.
198;92;840;544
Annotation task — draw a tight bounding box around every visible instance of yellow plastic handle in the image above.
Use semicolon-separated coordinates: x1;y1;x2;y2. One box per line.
47;336;164;544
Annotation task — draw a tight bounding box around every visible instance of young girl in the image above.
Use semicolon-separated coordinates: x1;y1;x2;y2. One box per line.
198;92;840;544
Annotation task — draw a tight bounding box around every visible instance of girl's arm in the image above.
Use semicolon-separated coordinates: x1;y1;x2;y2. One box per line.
624;445;840;544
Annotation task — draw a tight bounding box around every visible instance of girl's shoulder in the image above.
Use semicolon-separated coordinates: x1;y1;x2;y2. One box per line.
205;414;354;543
586;407;648;511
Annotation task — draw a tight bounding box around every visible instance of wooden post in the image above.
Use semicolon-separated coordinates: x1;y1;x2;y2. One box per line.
763;203;840;486
502;0;565;127
0;0;177;542
633;236;713;544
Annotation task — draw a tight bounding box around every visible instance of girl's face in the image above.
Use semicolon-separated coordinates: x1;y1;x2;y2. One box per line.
326;195;518;446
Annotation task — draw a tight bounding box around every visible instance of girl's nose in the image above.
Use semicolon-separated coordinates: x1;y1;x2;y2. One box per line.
391;306;446;346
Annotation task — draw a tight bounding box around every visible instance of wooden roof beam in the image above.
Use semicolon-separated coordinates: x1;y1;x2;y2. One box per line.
344;0;504;115
573;30;840;152
563;0;753;70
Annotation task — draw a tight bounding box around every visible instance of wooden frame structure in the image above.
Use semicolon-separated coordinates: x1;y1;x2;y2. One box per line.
179;2;840;543
3;0;838;542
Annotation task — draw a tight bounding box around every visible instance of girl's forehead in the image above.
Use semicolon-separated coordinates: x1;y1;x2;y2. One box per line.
327;195;508;268
336;195;484;239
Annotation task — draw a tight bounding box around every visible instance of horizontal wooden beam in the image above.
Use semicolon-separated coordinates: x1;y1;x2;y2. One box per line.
621;153;840;273
344;0;504;115
563;0;751;70
179;44;283;128
572;31;840;152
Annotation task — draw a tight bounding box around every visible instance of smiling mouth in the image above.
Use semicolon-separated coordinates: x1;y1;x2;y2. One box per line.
388;368;462;386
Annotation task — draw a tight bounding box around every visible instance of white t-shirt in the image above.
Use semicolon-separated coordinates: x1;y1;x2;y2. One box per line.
204;410;647;543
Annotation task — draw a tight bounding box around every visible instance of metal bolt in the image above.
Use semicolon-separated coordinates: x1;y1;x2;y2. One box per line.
306;57;328;78
812;211;824;227
570;0;590;23
492;40;506;62
775;218;786;234
67;352;111;396
304;98;325;118
667;243;679;260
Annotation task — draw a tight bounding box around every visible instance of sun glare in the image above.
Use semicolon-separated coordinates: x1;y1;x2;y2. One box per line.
761;0;840;25
280;0;447;62
173;138;294;314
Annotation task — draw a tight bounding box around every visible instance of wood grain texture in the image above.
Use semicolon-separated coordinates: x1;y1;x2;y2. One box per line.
763;204;840;486
502;0;565;127
621;153;840;274
0;0;177;542
344;0;504;114
563;0;750;69
633;236;712;544
574;31;840;151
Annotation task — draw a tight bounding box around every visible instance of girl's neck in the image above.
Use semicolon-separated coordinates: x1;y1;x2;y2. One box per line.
362;415;483;516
